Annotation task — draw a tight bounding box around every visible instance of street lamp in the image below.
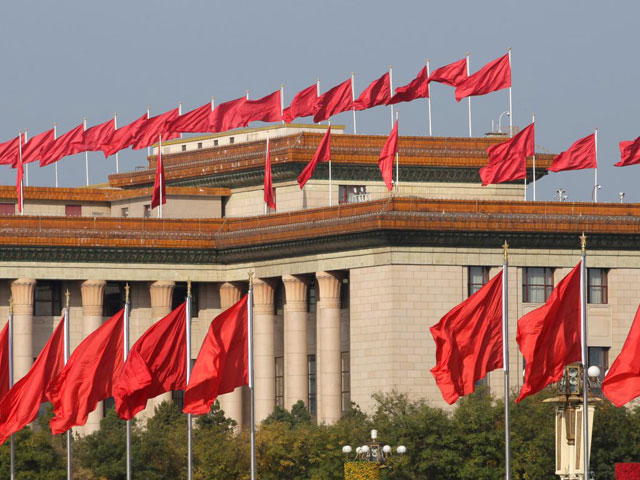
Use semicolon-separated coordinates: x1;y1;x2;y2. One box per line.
498;111;510;133
342;429;406;478
620;192;626;203
591;184;601;202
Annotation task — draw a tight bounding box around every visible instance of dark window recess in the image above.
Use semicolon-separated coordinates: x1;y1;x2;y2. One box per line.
229;137;235;144
34;281;62;316
143;204;151;218
308;280;316;313
308;354;317;416
0;203;15;215
275;356;284;408
338;185;368;204
341;351;351;412
340;276;350;310
104;282;125;317
172;282;198;313
197;142;203;149
214;139;219;147
522;267;554;303
121;207;129;218
103;397;115;416
587;269;608;304
468;266;490;296
275;282;284;315
65;205;81;217
181;145;187;152
588;347;609;395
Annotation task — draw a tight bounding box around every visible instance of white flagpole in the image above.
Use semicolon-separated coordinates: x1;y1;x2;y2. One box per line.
18;131;24;215
24;130;29;187
84;117;89;186
114;114;119;174
246;90;250;100
466;53;472;137
265;136;269;215
395;111;399;194
328;121;332;207
502;242;511;480
124;284;131;480
64;290;71;480
54;123;59;188
316;79;321;125
178;102;183;140
158;134;163;219
9;298;14;480
211;97;215;111
280;84;285;125
351;73;357;134
146;107;151;158
389;66;394;130
580;234;590;480
426;59;433;136
508;48;513;137
594;129;598;203
186;281;193;480
248;274;256;480
532;113;536;202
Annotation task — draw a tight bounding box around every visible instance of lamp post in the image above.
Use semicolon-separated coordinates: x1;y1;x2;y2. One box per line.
342;429;406;479
591;184;601;203
498;111;510;133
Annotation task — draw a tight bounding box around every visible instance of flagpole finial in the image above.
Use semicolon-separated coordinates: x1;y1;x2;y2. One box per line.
65;289;70;309
466;52;470;56
211;96;214;101
187;279;192;297
426;57;430;62
248;271;255;287
281;83;284;88
125;283;130;303
9;296;13;314
508;46;512;51
580;232;587;253
503;241;509;261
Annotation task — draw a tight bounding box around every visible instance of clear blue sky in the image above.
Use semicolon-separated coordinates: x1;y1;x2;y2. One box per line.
0;0;637;202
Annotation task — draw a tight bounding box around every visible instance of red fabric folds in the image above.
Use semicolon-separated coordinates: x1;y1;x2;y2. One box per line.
183;295;248;415
429;58;468;87
602;304;640;406
48;310;124;434
0;315;65;444
298;126;331;188
283;84;317;123
237;90;283;125
430;270;503;404
455;53;511;102
101;114;148;158
208;96;248;133
17;129;55;166
167;102;212;134
313;78;353;123
516;262;582;403
480;123;534;186
353;72;391;110
264;139;276;210
378;120;398;191
0;323;10;403
113;303;187;420
77;119;116;152
132;109;180;150
151;141;166;209
616;137;640;167
39;124;85;167
387;66;429;105
549;133;596;172
0;137;20;166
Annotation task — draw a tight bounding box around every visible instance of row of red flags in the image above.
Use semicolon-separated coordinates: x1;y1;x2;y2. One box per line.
430;262;639;407
0;295;249;443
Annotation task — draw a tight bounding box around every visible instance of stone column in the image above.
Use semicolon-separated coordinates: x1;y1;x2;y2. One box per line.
148;281;175;411
218;282;245;429
282;275;309;410
11;279;36;382
253;278;276;423
316;271;342;424
81;280;106;434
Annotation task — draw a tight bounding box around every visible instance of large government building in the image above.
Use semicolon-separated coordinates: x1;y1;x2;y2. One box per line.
0;124;636;435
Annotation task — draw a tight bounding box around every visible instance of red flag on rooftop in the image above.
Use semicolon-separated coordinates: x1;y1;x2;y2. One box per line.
132;108;180;150
101;114;148;158
208;96;249;133
39;124;85;167
76;118;116;152
480;122;534;186
387;66;429;105
378;120;398;191
264;138;276;211
313;78;353;123
353;72;391;111
616;137;640;167
549;133;597;172
455;53;511;102
237;90;283;125
183;295;248;415
430;270;503;404
0;323;10;403
0;315;65;444
602;304;640;406
113;303;187;420
283;84;317;123
168;102;212;134
0;137;19;166
516;262;582;403
151;137;166;210
48;309;124;435
17;129;55;166
298;126;331;189
429;58;468;87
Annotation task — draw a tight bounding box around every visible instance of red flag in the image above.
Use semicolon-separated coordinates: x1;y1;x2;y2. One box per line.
283;84;317;123
0;137;19;166
429;58;468;87
455;53;511;102
264;138;276;210
298;126;331;188
208;96;249;133
480;122;534;186
39;124;85;167
101;114;148;158
387;66;429;105
151;139;166;209
0;315;65;444
132;109;180;150
17;129;55;166
616;137;640;167
516;262;582;403
353;72;391;111
0;323;10;403
183;295;248;415
378;120;398;191
16;134;24;213
48;310;124;434
167;102;212;134
549;133;597;172
430;271;503;404
113;303;186;420
602;305;640;407
76;118;116;152
236;90;283;125
313;78;353;123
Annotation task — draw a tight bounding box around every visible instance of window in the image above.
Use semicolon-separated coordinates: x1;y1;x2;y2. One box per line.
121;207;129;218
340;276;350;309
172;282;198;313
522;267;554;303
587;269;608;304
197;142;203;149
65;205;81;217
307;280;316;313
588;347;609;395
34;281;62;316
143;204;151;218
229;137;235;144
338;185;369;204
275;282;284;315
181;145;187;152
171;360;195;410
104;282;125;317
103;397;115;416
275;356;284;408
214;139;219;147
308;354;316;415
341;351;351;412
468;267;490;296
0;203;15;215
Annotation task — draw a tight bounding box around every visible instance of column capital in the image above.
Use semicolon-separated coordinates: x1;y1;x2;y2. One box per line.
282;275;308;311
11;278;36;315
220;282;245;308
316;271;343;307
150;280;175;318
253;278;276;314
81;279;107;316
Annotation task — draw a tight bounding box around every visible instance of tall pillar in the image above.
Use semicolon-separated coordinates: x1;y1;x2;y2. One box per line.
253;278;276;423
282;275;309;410
81;280;106;434
218;282;245;429
316;271;342;424
11;279;36;382
148;281;175;412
